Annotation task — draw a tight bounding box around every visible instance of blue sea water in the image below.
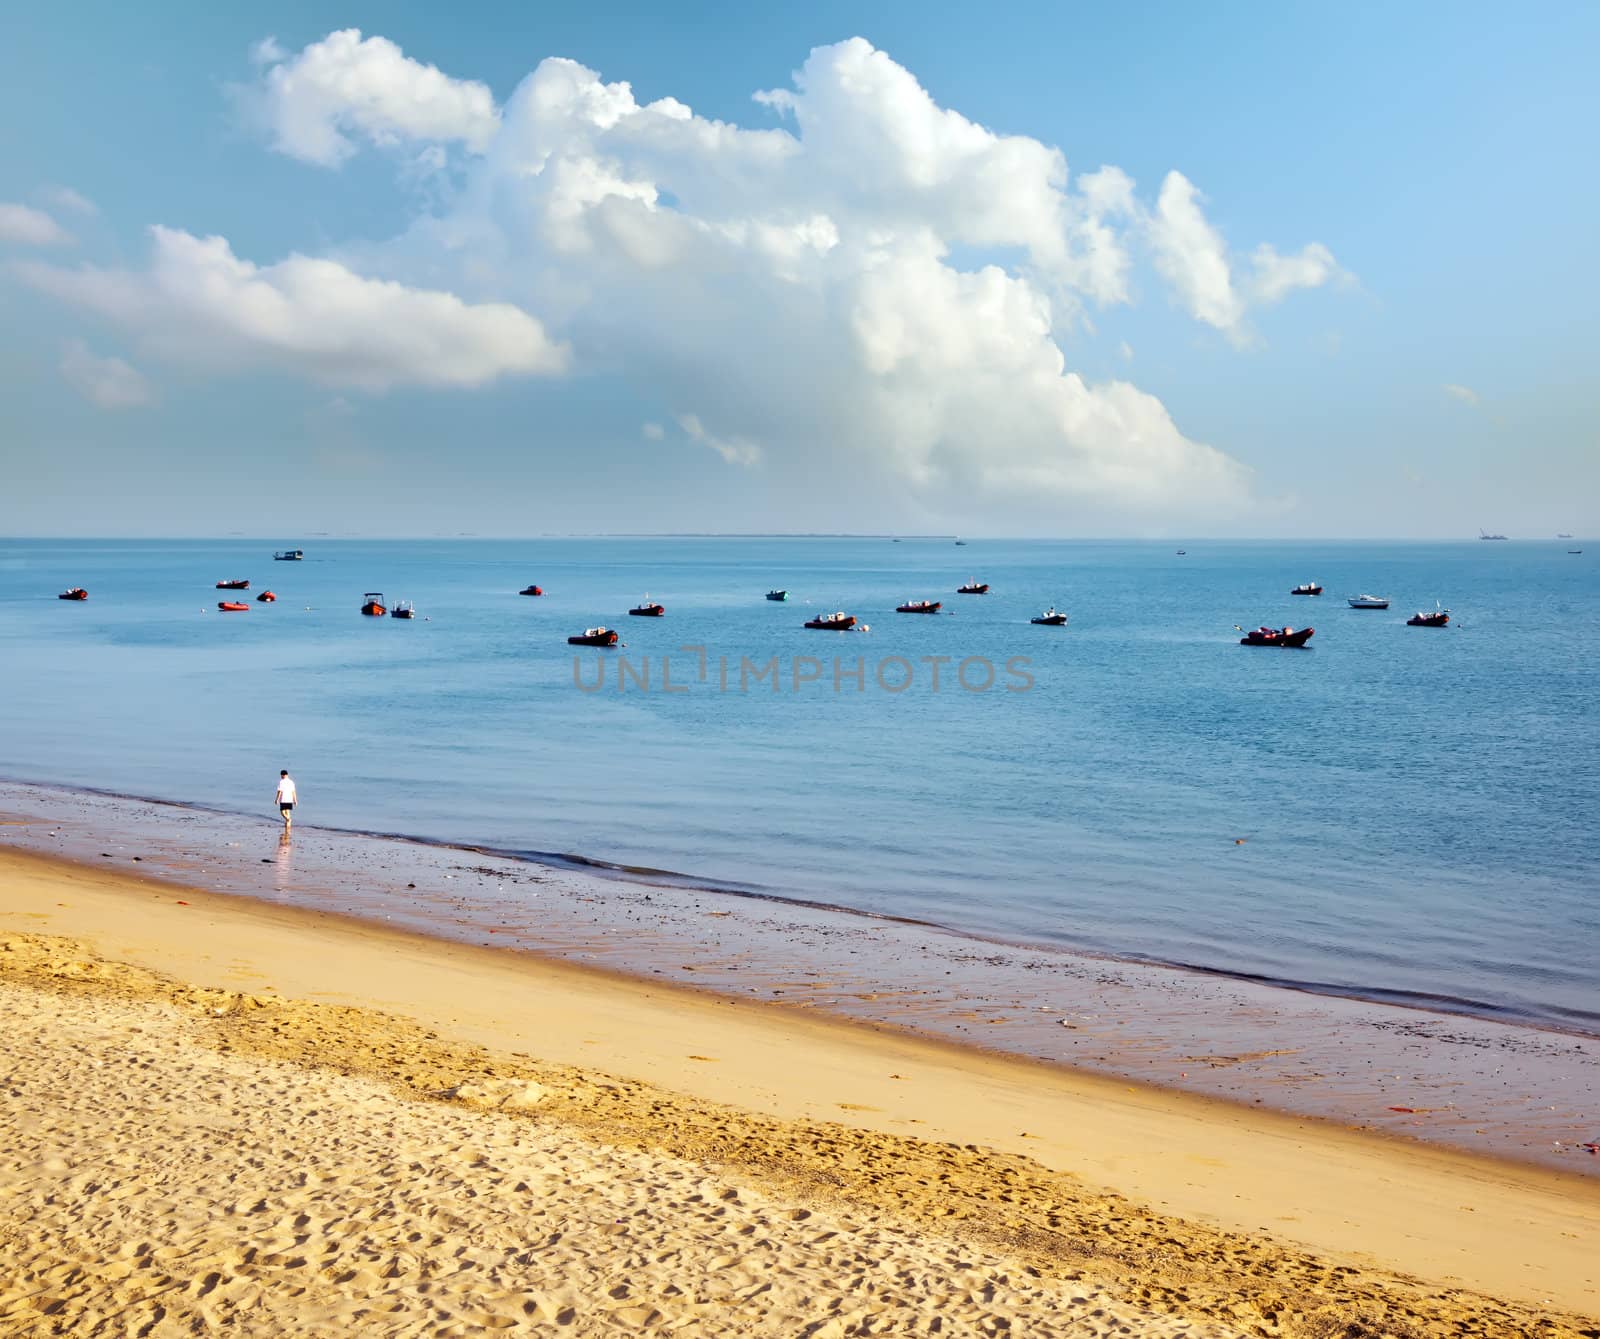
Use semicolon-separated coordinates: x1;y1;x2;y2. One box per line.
1;537;1595;1031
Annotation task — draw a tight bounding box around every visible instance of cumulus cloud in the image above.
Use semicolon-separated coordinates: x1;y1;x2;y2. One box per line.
677;413;761;466
39;186;97;216
18;226;568;391
0;203;71;246
243;28;499;166
60;339;155;408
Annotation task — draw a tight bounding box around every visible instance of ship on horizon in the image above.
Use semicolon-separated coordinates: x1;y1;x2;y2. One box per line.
1479;529;1508;541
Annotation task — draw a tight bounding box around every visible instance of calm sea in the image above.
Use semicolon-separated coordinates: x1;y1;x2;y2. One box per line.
2;537;1595;1032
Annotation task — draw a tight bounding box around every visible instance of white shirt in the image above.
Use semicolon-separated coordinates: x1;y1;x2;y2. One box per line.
276;777;298;804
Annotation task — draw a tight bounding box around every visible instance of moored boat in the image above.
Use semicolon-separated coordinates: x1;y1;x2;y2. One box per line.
765;589;788;601
216;579;250;590
361;592;387;617
57;588;88;601
896;599;941;613
1347;595;1389;609
957;580;989;594
568;627;619;646
273;550;304;561
628;596;665;617
391;600;415;619
217;601;250;612
1407;608;1449;627
1030;608;1068;626
519;585;544;596
1291;582;1323;596
257;591;277;603
804;611;856;630
1239;625;1314;647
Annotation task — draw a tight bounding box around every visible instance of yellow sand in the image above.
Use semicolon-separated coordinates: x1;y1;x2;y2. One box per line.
1;846;1596;1336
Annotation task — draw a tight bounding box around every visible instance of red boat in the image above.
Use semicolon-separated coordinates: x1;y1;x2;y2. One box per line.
957;581;989;594
804;611;856;630
257;591;277;603
568;627;619;646
1291;583;1323;596
217;601;250;612
519;585;544;597
629;597;665;617
1407;609;1449;627
216;579;250;590
361;592;387;617
896;600;941;613
1240;625;1314;647
57;588;88;601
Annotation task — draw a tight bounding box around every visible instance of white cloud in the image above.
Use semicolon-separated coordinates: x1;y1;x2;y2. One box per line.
0;203;71;246
1444;383;1480;408
19;226;568;391
677;413;761;466
1119;340;1134;361
39;186;97;216
59;339;155;408
244;28;499;166
641;421;665;440
1247;242;1342;305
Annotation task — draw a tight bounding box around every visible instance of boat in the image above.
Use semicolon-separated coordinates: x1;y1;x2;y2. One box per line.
1291;583;1323;596
1558;533;1574;539
257;591;277;603
1347;595;1389;609
361;592;387;617
391;600;415;619
957;580;989;595
568;627;619;646
217;601;250;612
954;539;967;546
1239;625;1314;647
804;611;856;630
1570;550;1584;555
765;590;788;601
1407;608;1450;627
1030;608;1068;626
628;596;665;617
273;550;304;561
519;585;544;597
895;599;942;613
1176;550;1187;556
57;588;88;601
216;579;250;590
1479;531;1508;541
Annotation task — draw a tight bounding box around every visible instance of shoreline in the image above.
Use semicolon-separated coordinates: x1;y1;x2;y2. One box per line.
0;843;1596;1330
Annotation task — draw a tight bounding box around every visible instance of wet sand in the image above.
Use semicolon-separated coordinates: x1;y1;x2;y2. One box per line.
1;845;1598;1334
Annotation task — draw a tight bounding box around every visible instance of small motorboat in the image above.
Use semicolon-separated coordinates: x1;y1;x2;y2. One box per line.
1347;595;1389;609
954;539;967;546
628;596;665;617
257;591;277;603
361;592;387;617
896;599;942;613
957;580;989;594
765;590;788;601
273;550;304;561
519;585;544;597
568;627;619;646
216;579;250;590
391;600;416;619
57;588;88;601
804;611;856;630
1176;550;1187;556
1239;625;1314;647
1291;583;1323;596
1570;550;1584;555
217;601;250;612
1407;608;1449;627
1031;608;1068;626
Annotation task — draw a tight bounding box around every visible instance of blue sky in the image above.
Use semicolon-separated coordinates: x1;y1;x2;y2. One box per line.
2;1;1595;537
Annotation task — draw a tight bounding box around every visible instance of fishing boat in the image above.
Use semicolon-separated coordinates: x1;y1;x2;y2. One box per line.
519;585;544;597
216;579;250;590
217;601;250;612
1291;582;1323;596
1479;530;1508;541
1347;595;1389;609
361;592;387;617
896;599;941;613
257;591;277;603
1407;608;1449;627
1239;625;1314;647
391;600;416;619
57;588;88;601
273;550;304;561
957;580;989;594
765;590;788;601
804;611;856;630
568;627;619;646
628;597;665;617
1030;608;1068;626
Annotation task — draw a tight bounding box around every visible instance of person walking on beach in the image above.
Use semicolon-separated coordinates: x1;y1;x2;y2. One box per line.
275;769;297;832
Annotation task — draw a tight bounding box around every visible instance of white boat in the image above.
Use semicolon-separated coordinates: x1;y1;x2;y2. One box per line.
273;549;304;561
1347;595;1390;609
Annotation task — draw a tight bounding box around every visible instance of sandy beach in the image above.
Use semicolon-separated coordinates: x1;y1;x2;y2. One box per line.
1;846;1596;1336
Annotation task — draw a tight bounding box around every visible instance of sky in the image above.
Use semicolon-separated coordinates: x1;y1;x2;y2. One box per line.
1;1;1596;538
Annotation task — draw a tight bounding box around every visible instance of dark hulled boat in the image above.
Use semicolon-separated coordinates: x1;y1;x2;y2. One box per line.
568;627;619;646
1291;583;1323;596
1240;625;1314;647
629;597;665;617
519;585;544;596
58;588;88;601
1031;608;1068;626
1407;609;1449;627
896;599;941;613
216;579;250;590
765;590;788;601
804;611;856;630
957;580;989;594
391;600;416;619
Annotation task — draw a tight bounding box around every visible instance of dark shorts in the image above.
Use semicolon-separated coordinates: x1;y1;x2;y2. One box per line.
280;803;294;813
